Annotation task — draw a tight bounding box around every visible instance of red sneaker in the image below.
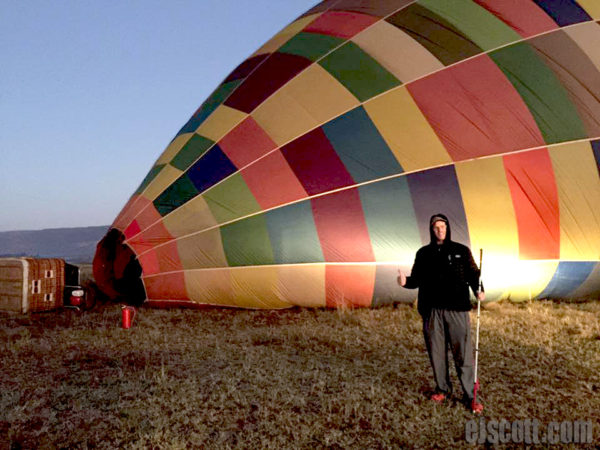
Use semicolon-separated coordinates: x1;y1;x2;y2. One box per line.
471;400;484;414
431;393;446;403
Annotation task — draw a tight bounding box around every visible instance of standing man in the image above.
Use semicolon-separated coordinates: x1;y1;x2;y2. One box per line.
398;213;484;413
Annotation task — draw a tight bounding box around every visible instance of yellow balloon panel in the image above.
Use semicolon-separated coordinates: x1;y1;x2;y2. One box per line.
231;266;291;309
195;105;247;143
456;157;520;300
177;228;228;269
577;0;600;19
251;14;321;57
184;269;236;307
549;141;600;260
486;259;559;302
277;264;326;308
456;156;520;259
252;64;359;146
363;87;452;172
564;22;600;71
141;164;183;202
155;133;194;166
352;20;444;83
162;195;218;239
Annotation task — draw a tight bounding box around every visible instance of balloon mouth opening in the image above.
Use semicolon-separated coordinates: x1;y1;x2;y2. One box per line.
93;228;146;306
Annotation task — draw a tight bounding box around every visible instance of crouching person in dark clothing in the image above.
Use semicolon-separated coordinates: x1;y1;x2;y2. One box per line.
398;213;484;413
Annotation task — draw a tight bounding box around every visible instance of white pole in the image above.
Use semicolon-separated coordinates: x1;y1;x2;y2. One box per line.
474;295;481;382
472;248;483;409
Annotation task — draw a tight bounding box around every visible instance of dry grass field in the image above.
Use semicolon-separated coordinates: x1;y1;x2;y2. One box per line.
1;299;599;448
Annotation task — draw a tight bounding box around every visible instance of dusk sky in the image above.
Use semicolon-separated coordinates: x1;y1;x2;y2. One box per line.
0;0;316;231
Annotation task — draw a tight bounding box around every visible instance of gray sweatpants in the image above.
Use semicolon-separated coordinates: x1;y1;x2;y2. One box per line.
426;308;475;400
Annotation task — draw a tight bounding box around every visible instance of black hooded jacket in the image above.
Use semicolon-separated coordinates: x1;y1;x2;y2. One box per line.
404;214;480;317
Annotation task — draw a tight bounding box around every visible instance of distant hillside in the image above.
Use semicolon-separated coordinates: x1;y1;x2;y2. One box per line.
0;226;109;263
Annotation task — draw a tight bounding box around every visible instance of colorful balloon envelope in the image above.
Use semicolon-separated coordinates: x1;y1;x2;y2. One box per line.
94;0;600;308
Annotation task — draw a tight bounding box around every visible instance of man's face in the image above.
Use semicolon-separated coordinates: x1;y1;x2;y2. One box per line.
432;220;447;243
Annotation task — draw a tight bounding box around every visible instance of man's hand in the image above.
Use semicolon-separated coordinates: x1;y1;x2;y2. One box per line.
397;269;406;287
477;291;485;301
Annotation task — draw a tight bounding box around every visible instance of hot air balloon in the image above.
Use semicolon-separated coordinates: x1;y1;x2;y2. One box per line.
94;0;600;309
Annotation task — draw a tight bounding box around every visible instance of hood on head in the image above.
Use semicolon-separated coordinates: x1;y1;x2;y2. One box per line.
429;213;451;244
